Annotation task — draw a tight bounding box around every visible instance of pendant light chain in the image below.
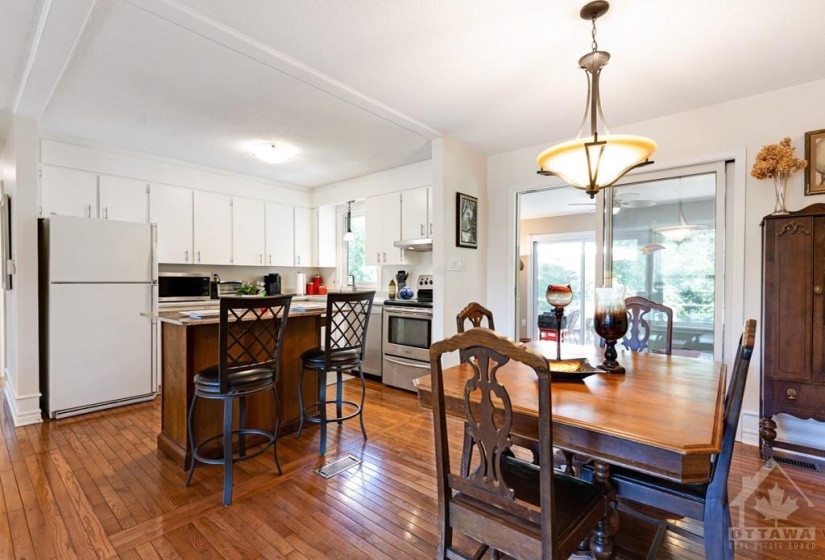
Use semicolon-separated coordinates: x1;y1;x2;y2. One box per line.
591;15;599;53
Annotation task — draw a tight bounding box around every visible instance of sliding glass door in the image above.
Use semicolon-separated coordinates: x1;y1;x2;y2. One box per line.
607;171;722;358
530;234;596;343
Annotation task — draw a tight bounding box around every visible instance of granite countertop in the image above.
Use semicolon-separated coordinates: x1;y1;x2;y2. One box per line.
146;304;326;326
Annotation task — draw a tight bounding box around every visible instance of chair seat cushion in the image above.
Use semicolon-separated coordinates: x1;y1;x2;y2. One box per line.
194;364;274;393
300;347;360;369
500;454;603;531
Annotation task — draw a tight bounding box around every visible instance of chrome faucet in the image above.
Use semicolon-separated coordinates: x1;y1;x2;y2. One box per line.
349;275;357;292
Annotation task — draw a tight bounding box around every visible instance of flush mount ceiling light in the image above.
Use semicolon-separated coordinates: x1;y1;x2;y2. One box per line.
252;142;296;164
537;1;656;198
343;200;354;242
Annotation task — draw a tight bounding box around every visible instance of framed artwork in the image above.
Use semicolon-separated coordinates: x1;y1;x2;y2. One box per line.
804;128;825;195
456;192;478;249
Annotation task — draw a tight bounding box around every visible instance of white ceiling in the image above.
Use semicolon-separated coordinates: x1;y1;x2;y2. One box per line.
2;0;825;192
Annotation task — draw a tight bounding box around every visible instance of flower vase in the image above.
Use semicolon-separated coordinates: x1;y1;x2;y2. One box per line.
772;172;789;215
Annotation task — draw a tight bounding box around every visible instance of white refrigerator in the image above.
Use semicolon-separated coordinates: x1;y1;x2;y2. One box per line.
40;215;158;418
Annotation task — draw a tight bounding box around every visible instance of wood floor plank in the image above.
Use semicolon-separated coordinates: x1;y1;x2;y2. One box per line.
1;378;824;560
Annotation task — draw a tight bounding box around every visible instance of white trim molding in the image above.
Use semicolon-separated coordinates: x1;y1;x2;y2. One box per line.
3;377;43;427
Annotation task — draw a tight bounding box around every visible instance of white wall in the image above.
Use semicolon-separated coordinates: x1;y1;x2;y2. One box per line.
487;77;825;450
2;116;42;425
433;137;488;345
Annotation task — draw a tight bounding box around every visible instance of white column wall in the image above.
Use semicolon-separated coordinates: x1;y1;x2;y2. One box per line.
2;116;42;425
487;77;825;449
432;137;487;353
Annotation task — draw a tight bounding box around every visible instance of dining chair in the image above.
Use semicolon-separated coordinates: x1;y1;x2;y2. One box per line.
456;301;495;332
581;319;757;560
297;291;375;455
430;327;604;559
185;295;292;506
623;296;673;355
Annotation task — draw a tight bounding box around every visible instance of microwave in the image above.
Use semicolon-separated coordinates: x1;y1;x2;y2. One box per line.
158;273;211;302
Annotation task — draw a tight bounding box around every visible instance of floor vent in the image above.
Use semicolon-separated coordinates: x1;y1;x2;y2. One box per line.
773;456;821;472
316;454;362;479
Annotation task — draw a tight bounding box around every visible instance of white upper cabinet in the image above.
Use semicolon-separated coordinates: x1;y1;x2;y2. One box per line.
99;175;149;223
150;184;193;264
365;192;405;266
294;206;312;267
265;202;295;267
427;187;434;238
193;191;232;265
401;187;429;240
314;205;337;267
40;165;97;218
232;196;265;266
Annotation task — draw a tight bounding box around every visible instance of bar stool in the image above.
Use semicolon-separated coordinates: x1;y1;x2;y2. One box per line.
297;291;375;455
184;295;292;506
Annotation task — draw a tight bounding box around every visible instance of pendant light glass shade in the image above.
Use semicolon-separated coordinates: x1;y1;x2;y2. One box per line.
653;201;701;242
537;1;656;198
343;201;355;242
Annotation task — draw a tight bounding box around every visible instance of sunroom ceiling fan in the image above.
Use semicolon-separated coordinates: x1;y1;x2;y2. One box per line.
568;192;655;214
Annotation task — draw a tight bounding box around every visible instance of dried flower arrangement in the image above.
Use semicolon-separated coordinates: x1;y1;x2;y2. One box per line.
751;137;807;179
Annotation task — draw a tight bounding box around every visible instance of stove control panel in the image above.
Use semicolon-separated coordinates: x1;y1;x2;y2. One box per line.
417;274;434;289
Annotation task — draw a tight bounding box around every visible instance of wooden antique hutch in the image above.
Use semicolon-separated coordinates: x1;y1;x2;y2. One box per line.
761;204;825;460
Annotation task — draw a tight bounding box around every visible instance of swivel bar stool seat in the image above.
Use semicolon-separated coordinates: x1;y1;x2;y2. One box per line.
298;291;375;455
185;295;292;506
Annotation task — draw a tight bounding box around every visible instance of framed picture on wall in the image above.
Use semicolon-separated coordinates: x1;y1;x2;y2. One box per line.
805;128;825;195
456;192;478;249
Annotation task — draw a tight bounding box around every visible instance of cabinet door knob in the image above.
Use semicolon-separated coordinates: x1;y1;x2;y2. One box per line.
787;388;798;401
815;285;823;295
420;224;424;236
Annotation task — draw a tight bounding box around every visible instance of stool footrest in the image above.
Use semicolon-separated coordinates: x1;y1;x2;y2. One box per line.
301;399;363;424
192;428;275;466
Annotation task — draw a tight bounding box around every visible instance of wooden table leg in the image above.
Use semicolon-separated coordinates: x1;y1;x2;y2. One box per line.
589;459;618;559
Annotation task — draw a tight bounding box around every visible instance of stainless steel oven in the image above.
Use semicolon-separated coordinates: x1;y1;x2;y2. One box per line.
382;301;432;391
383;274;434;391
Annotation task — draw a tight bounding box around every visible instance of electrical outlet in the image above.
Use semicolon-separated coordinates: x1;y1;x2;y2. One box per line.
521;319;526;327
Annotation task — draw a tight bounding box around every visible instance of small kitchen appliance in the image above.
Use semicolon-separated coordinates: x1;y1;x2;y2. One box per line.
265;273;281;295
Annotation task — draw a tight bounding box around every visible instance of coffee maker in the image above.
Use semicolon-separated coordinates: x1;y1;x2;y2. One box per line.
265;273;282;295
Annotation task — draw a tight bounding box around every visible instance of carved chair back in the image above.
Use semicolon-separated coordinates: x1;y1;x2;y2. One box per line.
623;296;673;355
456;302;495;333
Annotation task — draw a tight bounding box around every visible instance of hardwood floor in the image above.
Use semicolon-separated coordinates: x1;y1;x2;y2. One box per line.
1;378;823;559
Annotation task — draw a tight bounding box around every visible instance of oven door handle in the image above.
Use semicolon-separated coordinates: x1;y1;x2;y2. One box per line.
383;356;431;370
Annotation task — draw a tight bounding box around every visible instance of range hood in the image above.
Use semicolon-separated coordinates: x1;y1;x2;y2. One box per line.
394;238;432;252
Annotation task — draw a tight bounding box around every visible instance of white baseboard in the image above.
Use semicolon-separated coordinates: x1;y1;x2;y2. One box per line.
3;380;43;427
739;411;825;453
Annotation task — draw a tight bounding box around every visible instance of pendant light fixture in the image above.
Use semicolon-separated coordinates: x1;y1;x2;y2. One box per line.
343;200;355;242
653;200;702;242
537;1;656;198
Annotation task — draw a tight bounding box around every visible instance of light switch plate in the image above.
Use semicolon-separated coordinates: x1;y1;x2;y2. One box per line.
448;258;464;271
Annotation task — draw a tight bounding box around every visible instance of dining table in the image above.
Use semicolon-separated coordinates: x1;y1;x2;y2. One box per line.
413;340;727;559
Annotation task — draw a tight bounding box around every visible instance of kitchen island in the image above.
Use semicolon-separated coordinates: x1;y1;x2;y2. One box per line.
149;304;325;470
